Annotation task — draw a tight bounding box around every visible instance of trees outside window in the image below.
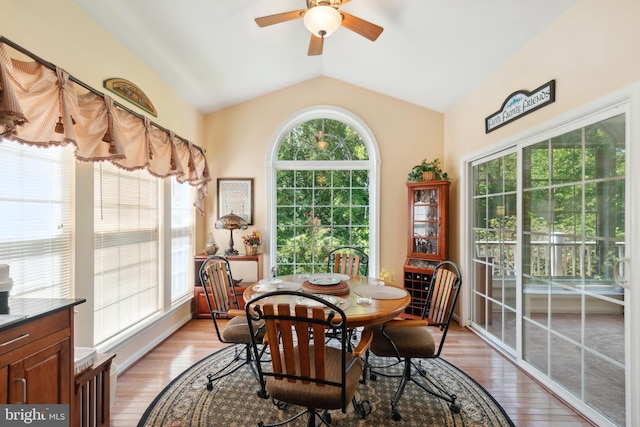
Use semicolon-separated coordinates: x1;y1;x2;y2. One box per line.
271;112;377;276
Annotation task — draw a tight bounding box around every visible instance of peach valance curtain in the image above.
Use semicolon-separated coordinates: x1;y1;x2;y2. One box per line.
0;41;210;213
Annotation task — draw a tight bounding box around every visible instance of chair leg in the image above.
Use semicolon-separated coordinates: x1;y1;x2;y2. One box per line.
206;343;265;391
352;395;372;418
365;349;403;382
205;344;246;390
389;357;411;421
245;343;261;383
410;360;460;413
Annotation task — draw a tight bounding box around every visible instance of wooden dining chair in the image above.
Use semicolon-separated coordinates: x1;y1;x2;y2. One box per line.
364;260;462;421
245;290;373;426
326;247;369;276
199;255;265;390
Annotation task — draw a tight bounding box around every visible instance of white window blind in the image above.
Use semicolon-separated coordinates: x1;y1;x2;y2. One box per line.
0;139;73;298
94;162;160;346
171;178;194;302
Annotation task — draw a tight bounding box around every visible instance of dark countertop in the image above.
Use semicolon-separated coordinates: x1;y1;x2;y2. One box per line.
0;297;86;332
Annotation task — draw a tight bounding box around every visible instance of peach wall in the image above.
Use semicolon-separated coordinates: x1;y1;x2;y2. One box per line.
1;0;204;141
203;76;444;279
444;0;640;261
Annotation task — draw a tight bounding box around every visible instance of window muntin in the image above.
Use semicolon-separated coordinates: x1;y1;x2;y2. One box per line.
274;118;371;275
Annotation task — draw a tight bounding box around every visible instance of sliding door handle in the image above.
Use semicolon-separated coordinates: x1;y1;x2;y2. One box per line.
614;258;630;289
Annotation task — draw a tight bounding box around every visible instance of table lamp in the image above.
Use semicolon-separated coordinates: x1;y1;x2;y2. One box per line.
215;212;248;256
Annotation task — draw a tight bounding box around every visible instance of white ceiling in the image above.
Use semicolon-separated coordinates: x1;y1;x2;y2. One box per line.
73;0;576;114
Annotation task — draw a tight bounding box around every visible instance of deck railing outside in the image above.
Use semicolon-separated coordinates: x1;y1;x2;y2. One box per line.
475;238;624;282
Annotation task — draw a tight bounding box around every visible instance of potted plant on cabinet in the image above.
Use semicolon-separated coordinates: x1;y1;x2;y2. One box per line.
407;158;451;182
242;231;262;255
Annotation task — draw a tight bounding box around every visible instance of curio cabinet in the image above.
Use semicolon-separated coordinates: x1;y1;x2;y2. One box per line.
404;180;450;316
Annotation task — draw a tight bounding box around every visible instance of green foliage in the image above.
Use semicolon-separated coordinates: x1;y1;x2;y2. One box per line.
407;158;450;182
278;119;368;161
274;118;370;274
475;114;626;281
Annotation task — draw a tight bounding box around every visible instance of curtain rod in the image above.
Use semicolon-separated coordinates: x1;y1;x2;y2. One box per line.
0;35;204;153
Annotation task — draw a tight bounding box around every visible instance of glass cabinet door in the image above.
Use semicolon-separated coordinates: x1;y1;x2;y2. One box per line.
412;188;439;255
407;181;450;260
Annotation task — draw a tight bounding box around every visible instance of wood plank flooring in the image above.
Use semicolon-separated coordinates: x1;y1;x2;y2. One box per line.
111;319;594;427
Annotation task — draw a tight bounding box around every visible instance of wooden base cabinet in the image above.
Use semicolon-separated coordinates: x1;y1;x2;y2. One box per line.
0;308;74;406
193;285;248;319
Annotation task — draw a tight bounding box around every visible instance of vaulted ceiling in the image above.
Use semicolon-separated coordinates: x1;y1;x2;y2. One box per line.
73;0;576;114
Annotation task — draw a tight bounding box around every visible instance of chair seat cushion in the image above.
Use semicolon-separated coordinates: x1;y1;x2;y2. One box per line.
221;316;264;343
366;324;436;358
266;346;362;410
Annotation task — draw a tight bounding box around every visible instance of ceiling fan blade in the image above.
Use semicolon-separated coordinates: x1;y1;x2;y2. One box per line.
308;34;324;56
340;11;384;41
255;10;306;27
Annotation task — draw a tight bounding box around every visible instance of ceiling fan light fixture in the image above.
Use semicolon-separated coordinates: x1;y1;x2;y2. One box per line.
304;5;342;38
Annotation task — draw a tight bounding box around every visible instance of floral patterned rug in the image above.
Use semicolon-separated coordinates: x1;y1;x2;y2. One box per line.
138;345;515;427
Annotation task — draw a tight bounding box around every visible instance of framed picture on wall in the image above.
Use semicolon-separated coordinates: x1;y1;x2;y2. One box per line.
217;178;254;225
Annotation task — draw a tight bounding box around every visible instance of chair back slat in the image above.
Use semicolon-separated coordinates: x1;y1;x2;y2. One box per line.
311;307;327;384
429;269;453;323
294;305;312;382
327;247;369;276
334;253;361;275
424;263;461;329
277;305;298;382
263;304;284;377
204;261;232;312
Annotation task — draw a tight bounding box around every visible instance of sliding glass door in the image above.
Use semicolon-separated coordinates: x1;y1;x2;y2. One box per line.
471;111;627;427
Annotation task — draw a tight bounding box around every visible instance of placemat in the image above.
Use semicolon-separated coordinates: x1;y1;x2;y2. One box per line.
302;280;349;295
353;284;408;300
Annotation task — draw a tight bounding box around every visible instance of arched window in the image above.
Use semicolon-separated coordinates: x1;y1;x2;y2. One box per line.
267;106;379;275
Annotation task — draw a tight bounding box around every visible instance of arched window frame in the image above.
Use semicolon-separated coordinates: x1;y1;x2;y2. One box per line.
266;105;380;276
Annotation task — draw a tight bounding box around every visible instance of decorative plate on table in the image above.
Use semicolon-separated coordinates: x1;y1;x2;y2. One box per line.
308;273;349;284
309;276;341;286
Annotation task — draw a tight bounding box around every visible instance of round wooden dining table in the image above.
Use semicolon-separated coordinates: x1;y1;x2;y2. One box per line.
242;274;411;328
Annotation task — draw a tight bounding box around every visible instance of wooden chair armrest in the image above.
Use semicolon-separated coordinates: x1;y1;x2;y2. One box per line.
352;328;373;358
228;309;246;317
383;319;428;328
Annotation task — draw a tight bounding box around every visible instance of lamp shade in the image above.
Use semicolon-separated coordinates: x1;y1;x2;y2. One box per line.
303;5;342;38
215;213;248;231
215;213;248;256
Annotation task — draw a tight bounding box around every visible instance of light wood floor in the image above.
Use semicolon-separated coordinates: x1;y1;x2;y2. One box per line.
111;319;594;427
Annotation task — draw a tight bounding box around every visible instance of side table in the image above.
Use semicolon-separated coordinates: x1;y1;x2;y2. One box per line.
74;353;116;427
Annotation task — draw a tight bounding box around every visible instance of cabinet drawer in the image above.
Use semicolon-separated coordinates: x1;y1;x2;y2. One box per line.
0;310;70;357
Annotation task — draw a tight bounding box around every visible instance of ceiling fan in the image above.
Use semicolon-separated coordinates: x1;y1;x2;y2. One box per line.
255;0;384;56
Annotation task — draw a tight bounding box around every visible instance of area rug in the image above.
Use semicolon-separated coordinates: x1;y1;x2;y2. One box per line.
138;345;515;427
